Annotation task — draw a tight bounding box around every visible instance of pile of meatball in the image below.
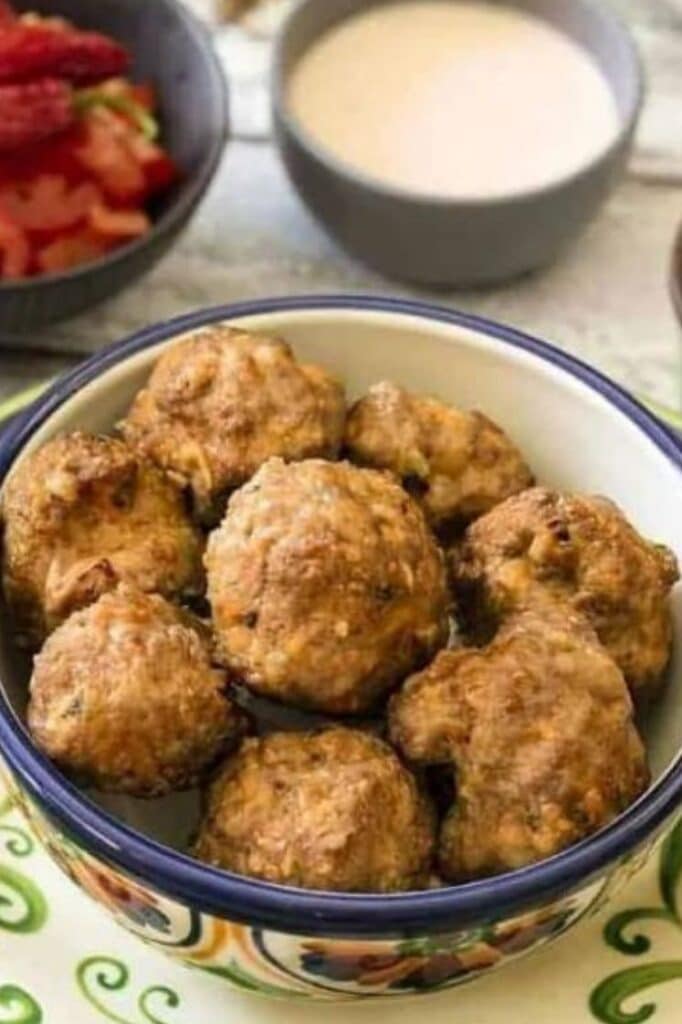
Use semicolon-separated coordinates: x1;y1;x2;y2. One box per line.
1;327;678;892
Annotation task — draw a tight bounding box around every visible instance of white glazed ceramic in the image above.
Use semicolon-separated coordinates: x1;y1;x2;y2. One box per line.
0;297;680;1001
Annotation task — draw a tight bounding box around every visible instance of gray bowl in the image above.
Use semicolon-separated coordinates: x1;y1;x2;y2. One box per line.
0;0;228;332
272;0;643;287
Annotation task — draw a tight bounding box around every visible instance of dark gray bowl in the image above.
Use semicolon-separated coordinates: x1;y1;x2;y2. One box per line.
0;0;228;332
273;0;643;287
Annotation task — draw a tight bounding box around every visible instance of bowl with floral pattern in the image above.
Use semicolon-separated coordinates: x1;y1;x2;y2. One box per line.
0;295;680;1001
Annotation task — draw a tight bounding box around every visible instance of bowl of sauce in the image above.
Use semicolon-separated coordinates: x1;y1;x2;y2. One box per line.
273;0;643;286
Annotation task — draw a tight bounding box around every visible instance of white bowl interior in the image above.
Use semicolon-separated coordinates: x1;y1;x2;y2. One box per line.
2;307;681;849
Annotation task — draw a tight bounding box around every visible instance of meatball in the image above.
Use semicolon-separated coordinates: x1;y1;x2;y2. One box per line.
194;728;435;891
1;432;203;646
452;487;679;701
120;327;346;523
28;586;245;796
389;602;649;880
345;381;533;529
205;458;449;713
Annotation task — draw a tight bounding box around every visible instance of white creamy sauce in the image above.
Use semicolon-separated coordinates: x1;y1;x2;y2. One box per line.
286;1;621;198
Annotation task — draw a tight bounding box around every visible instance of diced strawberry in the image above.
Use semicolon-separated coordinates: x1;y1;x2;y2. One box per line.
0;208;30;278
88;202;150;238
0;175;101;233
0;0;16;27
143;151;178;194
36;228;110;274
75;109;146;203
127;135;178;194
130;83;156;113
0;24;129;86
0;78;74;154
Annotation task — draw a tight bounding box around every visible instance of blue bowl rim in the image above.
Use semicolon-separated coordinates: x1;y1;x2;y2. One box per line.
0;294;681;939
0;0;228;294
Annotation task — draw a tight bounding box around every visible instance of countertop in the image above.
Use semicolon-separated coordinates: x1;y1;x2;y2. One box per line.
0;0;680;408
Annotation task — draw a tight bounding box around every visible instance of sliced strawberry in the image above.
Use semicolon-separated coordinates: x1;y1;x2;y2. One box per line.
36;228;110;274
129;83;156;113
0;125;87;188
0;78;74;153
89;202;150;238
75;109;146;203
0;175;101;233
127;135;179;194
0;0;17;27
0;208;30;278
0;24;129;85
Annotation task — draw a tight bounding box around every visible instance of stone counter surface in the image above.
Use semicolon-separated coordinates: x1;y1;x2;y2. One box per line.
0;0;680;407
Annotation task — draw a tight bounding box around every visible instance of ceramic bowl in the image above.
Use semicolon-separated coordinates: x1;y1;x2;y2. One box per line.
0;296;681;1001
0;0;227;332
272;0;643;286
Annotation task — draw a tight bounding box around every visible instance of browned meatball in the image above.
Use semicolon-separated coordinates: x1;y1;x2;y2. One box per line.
452;487;679;701
120;327;346;523
205;458;449;713
28;586;245;797
194;728;435;891
345;381;533;529
389;602;649;880
1;432;203;647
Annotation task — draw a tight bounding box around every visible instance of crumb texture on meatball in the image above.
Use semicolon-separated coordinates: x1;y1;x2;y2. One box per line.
28;586;245;796
345;381;533;528
1;432;203;646
452;487;679;700
390;602;649;880
205;458;449;713
194;728;435;892
120;327;346;522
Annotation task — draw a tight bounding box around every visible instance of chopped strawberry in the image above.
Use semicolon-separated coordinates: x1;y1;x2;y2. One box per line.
129;83;156;113
0;175;101;233
0;24;129;86
36;228;110;274
75;109;146;203
0;0;16;27
89;202;150;238
0;78;74;153
0;208;30;277
126;134;179;193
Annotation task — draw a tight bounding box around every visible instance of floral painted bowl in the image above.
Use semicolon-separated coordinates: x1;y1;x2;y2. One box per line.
0;296;681;1002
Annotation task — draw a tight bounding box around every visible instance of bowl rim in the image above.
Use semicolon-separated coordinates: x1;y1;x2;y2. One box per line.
272;0;645;208
0;0;228;294
0;294;681;939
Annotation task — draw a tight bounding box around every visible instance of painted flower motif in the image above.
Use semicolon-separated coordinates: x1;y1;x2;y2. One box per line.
298;902;579;991
13;795;172;936
69;860;172;933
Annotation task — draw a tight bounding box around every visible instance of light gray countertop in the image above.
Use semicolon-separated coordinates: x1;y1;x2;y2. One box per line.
0;0;680;408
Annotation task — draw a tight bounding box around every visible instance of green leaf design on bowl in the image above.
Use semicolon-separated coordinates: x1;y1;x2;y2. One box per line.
0;984;43;1023
592;818;682;1022
0;796;34;859
590;962;682;1024
0;863;48;934
75;957;181;1024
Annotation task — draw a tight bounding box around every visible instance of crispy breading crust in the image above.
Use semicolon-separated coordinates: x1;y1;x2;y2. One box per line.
205;458;450;713
194;728;436;892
